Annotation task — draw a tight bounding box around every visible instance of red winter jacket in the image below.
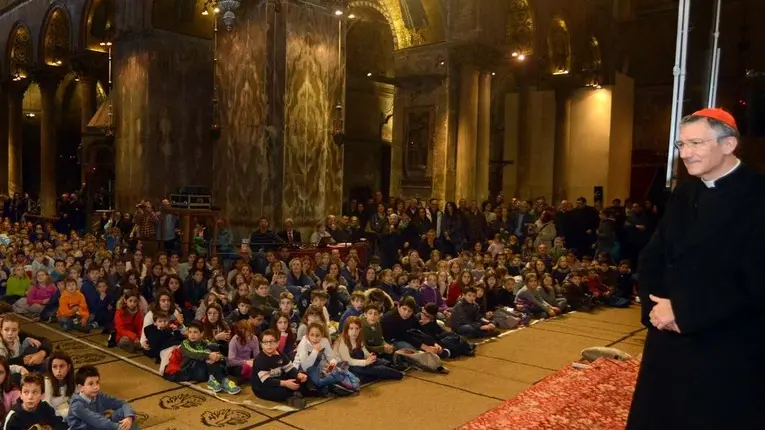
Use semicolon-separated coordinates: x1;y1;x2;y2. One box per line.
114;307;144;342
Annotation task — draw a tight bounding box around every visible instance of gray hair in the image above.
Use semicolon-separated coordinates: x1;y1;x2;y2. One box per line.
680;114;740;142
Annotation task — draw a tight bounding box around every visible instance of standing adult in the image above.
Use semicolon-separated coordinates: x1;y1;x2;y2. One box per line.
627;109;765;429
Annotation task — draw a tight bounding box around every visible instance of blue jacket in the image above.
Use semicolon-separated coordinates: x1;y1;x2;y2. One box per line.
67;392;136;430
80;279;100;315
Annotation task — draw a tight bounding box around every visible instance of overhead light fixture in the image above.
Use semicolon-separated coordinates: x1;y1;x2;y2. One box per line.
55;60;62;65
25;113;35;118
348;13;356;19
202;9;209;15
491;72;496;76
518;54;526;61
367;72;372;77
214;7;220;13
335;9;343;16
552;70;569;75
512;52;519;57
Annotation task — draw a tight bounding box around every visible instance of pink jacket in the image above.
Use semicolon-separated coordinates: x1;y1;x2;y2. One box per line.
27;283;58;305
2;389;20;414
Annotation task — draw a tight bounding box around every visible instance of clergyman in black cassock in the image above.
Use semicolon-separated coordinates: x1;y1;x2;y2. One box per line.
628;158;765;427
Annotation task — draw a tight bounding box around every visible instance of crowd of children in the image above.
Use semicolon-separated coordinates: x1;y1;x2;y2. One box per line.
0;198;637;417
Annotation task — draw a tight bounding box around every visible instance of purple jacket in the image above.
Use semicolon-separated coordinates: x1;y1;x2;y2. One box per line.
27;283;58;305
420;284;446;312
227;335;260;367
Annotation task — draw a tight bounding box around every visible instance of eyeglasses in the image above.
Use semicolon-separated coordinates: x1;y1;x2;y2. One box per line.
673;136;726;150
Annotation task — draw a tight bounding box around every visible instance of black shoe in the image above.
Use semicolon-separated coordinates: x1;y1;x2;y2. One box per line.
106;330;117;348
287;393;306;409
436;366;450;374
329;384;355;397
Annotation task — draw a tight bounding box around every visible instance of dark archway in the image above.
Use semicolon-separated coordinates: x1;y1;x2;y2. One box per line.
343;6;396;201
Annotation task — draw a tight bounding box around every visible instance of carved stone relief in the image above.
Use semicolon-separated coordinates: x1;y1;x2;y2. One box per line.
42;8;71;65
8;24;32;78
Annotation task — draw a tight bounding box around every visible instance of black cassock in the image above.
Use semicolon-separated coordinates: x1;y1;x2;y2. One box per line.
628;164;765;430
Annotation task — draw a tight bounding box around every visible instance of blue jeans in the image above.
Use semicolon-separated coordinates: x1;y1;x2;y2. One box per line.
392;341;416;351
306;364;345;388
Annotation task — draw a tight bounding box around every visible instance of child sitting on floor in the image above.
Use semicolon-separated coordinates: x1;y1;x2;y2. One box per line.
250;329;308;409
143;311;184;361
449;286;499;338
67;365;138;430
114;291;143;353
294;322;358;397
0;359;20;424
515;273;560;318
57;278;96;333
227;320;260;382
43;352;76;417
338;291;365;331
361;304;394;359
178;321;241;394
272;312;297;359
3;372;66;430
419;304;476;358
334;316;404;383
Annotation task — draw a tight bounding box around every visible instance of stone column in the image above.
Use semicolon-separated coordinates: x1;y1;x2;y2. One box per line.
7;81;27;195
475;72;491;202
0;85;9;194
77;76;96;183
456;64;479;201
39;77;60;217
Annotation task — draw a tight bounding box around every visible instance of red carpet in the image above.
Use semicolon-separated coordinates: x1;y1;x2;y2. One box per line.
460;358;640;430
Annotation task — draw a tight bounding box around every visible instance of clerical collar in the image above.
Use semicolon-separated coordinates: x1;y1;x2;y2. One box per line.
701;159;741;188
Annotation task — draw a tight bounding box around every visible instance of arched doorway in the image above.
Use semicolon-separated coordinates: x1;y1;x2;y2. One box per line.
343;5;396;201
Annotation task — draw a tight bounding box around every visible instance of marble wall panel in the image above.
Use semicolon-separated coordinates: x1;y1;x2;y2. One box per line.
113;41;150;210
113;32;213;210
214;2;274;234
282;2;344;228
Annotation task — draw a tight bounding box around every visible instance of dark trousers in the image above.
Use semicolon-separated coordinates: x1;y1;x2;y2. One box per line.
349;364;403;383
179;360;227;382
252;381;306;402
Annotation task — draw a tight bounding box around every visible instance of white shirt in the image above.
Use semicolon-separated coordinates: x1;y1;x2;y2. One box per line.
702;159;741;188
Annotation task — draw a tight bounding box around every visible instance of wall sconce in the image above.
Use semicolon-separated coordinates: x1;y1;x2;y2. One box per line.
332;104;345;146
217;0;241;30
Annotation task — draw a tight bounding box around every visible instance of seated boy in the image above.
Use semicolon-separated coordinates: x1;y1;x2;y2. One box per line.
449;286;499;338
4;372;67;430
251;279;279;316
361;304;394;358
251;329;308;409
226;296;252;326
419;303;476;357
57;277;96;332
338;291;365;331
270;292;300;330
178;321;241;394
66;365;138;430
143;311;184;361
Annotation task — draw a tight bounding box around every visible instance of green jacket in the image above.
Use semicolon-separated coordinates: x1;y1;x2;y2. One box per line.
361;316;388;354
6;276;31;297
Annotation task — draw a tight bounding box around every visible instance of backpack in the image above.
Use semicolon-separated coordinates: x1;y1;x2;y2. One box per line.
393;349;442;372
163;347;184;377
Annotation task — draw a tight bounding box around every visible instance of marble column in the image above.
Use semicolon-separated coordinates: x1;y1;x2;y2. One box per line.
0;85;8;194
39;77;59;217
502;92;520;197
456;64;478;201
475;72;491;202
7;81;27;195
78;76;96;183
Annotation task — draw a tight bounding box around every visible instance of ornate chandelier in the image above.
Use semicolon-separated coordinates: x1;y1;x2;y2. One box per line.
217;0;241;30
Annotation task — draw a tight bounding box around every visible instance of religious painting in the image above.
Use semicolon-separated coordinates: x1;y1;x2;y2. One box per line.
403;106;434;178
506;0;534;56
399;0;428;30
152;0;213;39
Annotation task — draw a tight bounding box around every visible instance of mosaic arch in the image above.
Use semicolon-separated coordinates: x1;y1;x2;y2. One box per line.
6;22;32;78
350;0;405;50
81;0;116;52
547;16;571;75
506;0;535;56
40;5;72;66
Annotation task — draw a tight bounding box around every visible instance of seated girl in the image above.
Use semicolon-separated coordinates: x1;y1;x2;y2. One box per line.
43;352;76;417
227;320;259;383
201;302;232;351
540;273;569;311
0;358;20;423
0;314;52;374
334;316;404;383
114;291;144;353
293;322;358;397
140;289;185;351
11;270;56;317
271;312;297;359
515;273;560;318
296;305;327;340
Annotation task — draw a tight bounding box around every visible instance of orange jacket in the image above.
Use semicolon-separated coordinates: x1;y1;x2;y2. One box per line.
57;290;89;320
114;307;144;342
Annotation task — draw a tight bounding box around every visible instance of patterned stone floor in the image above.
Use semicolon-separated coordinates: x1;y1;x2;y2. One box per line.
18;307;645;430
